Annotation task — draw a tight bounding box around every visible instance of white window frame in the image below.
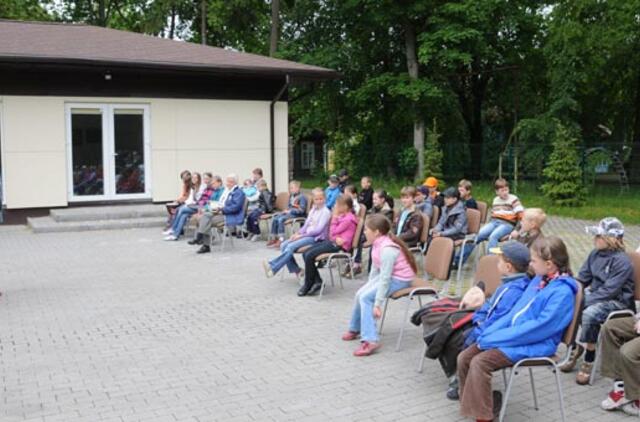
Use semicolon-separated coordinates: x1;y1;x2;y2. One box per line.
65;103;152;202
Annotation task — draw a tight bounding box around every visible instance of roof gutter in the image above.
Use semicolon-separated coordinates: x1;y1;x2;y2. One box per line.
270;74;290;194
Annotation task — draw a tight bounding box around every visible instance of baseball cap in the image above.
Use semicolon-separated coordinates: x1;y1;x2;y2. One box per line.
489;241;531;269
585;217;624;238
328;174;339;183
442;187;460;199
423;177;438;188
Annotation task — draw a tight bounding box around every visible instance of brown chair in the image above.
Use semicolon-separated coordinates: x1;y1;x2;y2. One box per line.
409;213;431;268
313;205;367;300
284;193;312;237
379;236;454;351
497;282;584;422
453;208;483;285
589;251;640;385
477;201;488;224
260;191;290;239
430;205;440;229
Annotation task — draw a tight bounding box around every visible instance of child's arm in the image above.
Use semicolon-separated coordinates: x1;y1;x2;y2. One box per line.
584;256;634;307
374;247;401;308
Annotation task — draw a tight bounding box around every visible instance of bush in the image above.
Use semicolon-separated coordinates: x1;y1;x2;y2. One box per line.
424;119;443;180
540;121;586;206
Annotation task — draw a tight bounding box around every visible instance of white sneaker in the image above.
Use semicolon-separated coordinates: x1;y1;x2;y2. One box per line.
250;234;261;242
623;401;640;416
162;229;173;236
262;260;274;278
601;388;627;410
164;235;178;241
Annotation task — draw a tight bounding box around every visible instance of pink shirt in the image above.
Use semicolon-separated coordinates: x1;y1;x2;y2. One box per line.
371;235;415;281
329;212;358;251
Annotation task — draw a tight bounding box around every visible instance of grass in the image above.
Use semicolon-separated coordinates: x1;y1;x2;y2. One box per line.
299;176;640;225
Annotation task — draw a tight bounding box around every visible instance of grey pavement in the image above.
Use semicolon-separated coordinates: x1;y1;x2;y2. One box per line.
0;216;638;422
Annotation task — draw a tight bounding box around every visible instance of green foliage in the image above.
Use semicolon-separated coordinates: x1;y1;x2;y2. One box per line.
0;0;50;20
540;121;586;207
424;119;443;180
397;147;418;179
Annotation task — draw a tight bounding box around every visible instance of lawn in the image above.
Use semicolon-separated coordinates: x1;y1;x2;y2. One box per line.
299;176;640;225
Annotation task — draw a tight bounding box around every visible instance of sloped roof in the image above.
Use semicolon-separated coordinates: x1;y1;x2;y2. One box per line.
0;19;337;80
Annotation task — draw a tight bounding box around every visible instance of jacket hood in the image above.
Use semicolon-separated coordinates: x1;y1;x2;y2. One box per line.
446;200;465;216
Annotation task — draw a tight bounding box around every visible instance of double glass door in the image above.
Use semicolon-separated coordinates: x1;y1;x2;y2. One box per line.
66;104;150;201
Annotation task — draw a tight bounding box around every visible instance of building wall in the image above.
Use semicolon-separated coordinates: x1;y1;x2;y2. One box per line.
0;95;288;209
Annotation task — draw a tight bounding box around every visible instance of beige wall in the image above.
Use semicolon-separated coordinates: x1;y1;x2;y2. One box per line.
0;95;288;209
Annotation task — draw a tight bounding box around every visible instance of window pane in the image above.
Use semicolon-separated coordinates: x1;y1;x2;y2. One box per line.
114;111;145;194
71;113;104;196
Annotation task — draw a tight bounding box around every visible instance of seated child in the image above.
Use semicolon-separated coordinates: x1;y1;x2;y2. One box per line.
298;195;358;297
370;189;394;221
358;176;374;211
344;184;361;215
415;186;434;218
394;186;424;248
560;217;635;385
267;180;308;248
460;178;524;263
599;313;640;416
262;188;331;278
342;214;417;356
251;167;264;185
432;187;468;242
337;168;351;192
510;207;546;247
246;180;274;241
458;179;478;209
342;184;364;278
165;170;192;228
164;173;215;241
443;241;532;400
423;176;444;208
457;236;577;422
325;174;342;209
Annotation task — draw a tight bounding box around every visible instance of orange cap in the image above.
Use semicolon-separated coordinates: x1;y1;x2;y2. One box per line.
423;177;438;188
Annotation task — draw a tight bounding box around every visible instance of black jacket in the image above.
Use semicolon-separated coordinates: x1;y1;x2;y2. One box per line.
258;190;275;213
358;188;374;211
578;249;636;310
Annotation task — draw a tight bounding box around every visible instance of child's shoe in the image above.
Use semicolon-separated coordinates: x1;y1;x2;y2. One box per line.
341;331;359;341
353;341;380;356
601;382;627;410
623;400;640;416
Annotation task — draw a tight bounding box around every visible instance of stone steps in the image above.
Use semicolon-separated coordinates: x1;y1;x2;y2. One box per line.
28;204;168;233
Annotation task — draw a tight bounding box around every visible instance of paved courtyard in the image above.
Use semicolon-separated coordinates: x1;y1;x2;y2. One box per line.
0;217;638;422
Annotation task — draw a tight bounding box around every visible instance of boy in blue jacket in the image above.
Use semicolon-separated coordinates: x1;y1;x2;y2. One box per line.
444;241;532;401
325;174;341;210
457;236;578;422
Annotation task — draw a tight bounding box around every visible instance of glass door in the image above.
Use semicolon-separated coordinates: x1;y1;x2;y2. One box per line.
67;104;150;201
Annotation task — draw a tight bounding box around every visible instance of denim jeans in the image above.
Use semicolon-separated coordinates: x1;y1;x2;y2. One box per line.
269;236;317;274
270;212;294;236
579;299;629;343
459;219;514;263
348;277;410;343
171;205;197;237
246;209;263;234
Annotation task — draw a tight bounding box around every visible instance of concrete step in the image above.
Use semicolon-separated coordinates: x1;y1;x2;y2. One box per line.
50;204;166;222
28;215;166;233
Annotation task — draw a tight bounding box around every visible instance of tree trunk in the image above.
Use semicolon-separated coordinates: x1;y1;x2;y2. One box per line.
169;6;176;39
201;0;207;45
98;0;106;26
403;21;425;181
269;0;280;57
629;70;640;183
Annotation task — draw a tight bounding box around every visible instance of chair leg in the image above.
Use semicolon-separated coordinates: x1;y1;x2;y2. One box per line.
502;369;508;388
379;300;390;335
499;366;518;422
590;338;602;386
328;262;335;288
395;296;413;352
318;278;326;301
553;366;567;422
417;342;427;373
528;368;539;410
336;260;344;289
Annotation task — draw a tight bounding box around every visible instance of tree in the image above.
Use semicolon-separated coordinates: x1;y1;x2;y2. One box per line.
269;0;279;56
0;0;50;20
541;121;586;206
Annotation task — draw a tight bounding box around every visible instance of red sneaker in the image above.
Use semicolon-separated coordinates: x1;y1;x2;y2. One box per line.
353;341;380;356
266;239;277;247
341;331;360;341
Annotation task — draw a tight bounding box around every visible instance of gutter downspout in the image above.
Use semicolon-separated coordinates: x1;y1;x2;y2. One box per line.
270;74;290;194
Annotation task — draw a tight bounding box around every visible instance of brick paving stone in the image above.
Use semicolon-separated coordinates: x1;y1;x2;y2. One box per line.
0;216;637;421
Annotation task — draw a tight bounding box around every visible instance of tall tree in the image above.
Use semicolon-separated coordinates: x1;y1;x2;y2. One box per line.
269;0;280;56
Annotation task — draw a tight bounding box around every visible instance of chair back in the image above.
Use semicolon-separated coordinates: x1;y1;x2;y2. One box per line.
477;201;488;224
466;208;482;235
305;194;313;214
562;282;584;347
418;212;431;244
430;206;440;229
628;251;640;300
474;255;502;297
274;192;289;211
351;205;367;251
424;236;454;280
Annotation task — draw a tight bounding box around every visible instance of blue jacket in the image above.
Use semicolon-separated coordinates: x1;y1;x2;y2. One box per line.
288;193;308;217
477;274;578;362
464;273;531;347
222;186;246;226
325;186;341;210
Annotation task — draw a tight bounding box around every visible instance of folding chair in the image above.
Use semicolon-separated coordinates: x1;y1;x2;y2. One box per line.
454;208;482;285
477;201;488;224
430;206;440;230
284;193;312;238
379;236;454;352
497;282;583;422
314;205;367;300
211;198;248;252
589;251;640;385
408;212;431;270
260;191;290;239
417;254;502;372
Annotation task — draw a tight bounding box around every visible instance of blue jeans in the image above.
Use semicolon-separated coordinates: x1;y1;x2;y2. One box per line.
171;205;197;237
269;236;317;274
460;219;514;263
348;278;410;343
246;209;263;234
579;300;628;343
270;212;295;237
